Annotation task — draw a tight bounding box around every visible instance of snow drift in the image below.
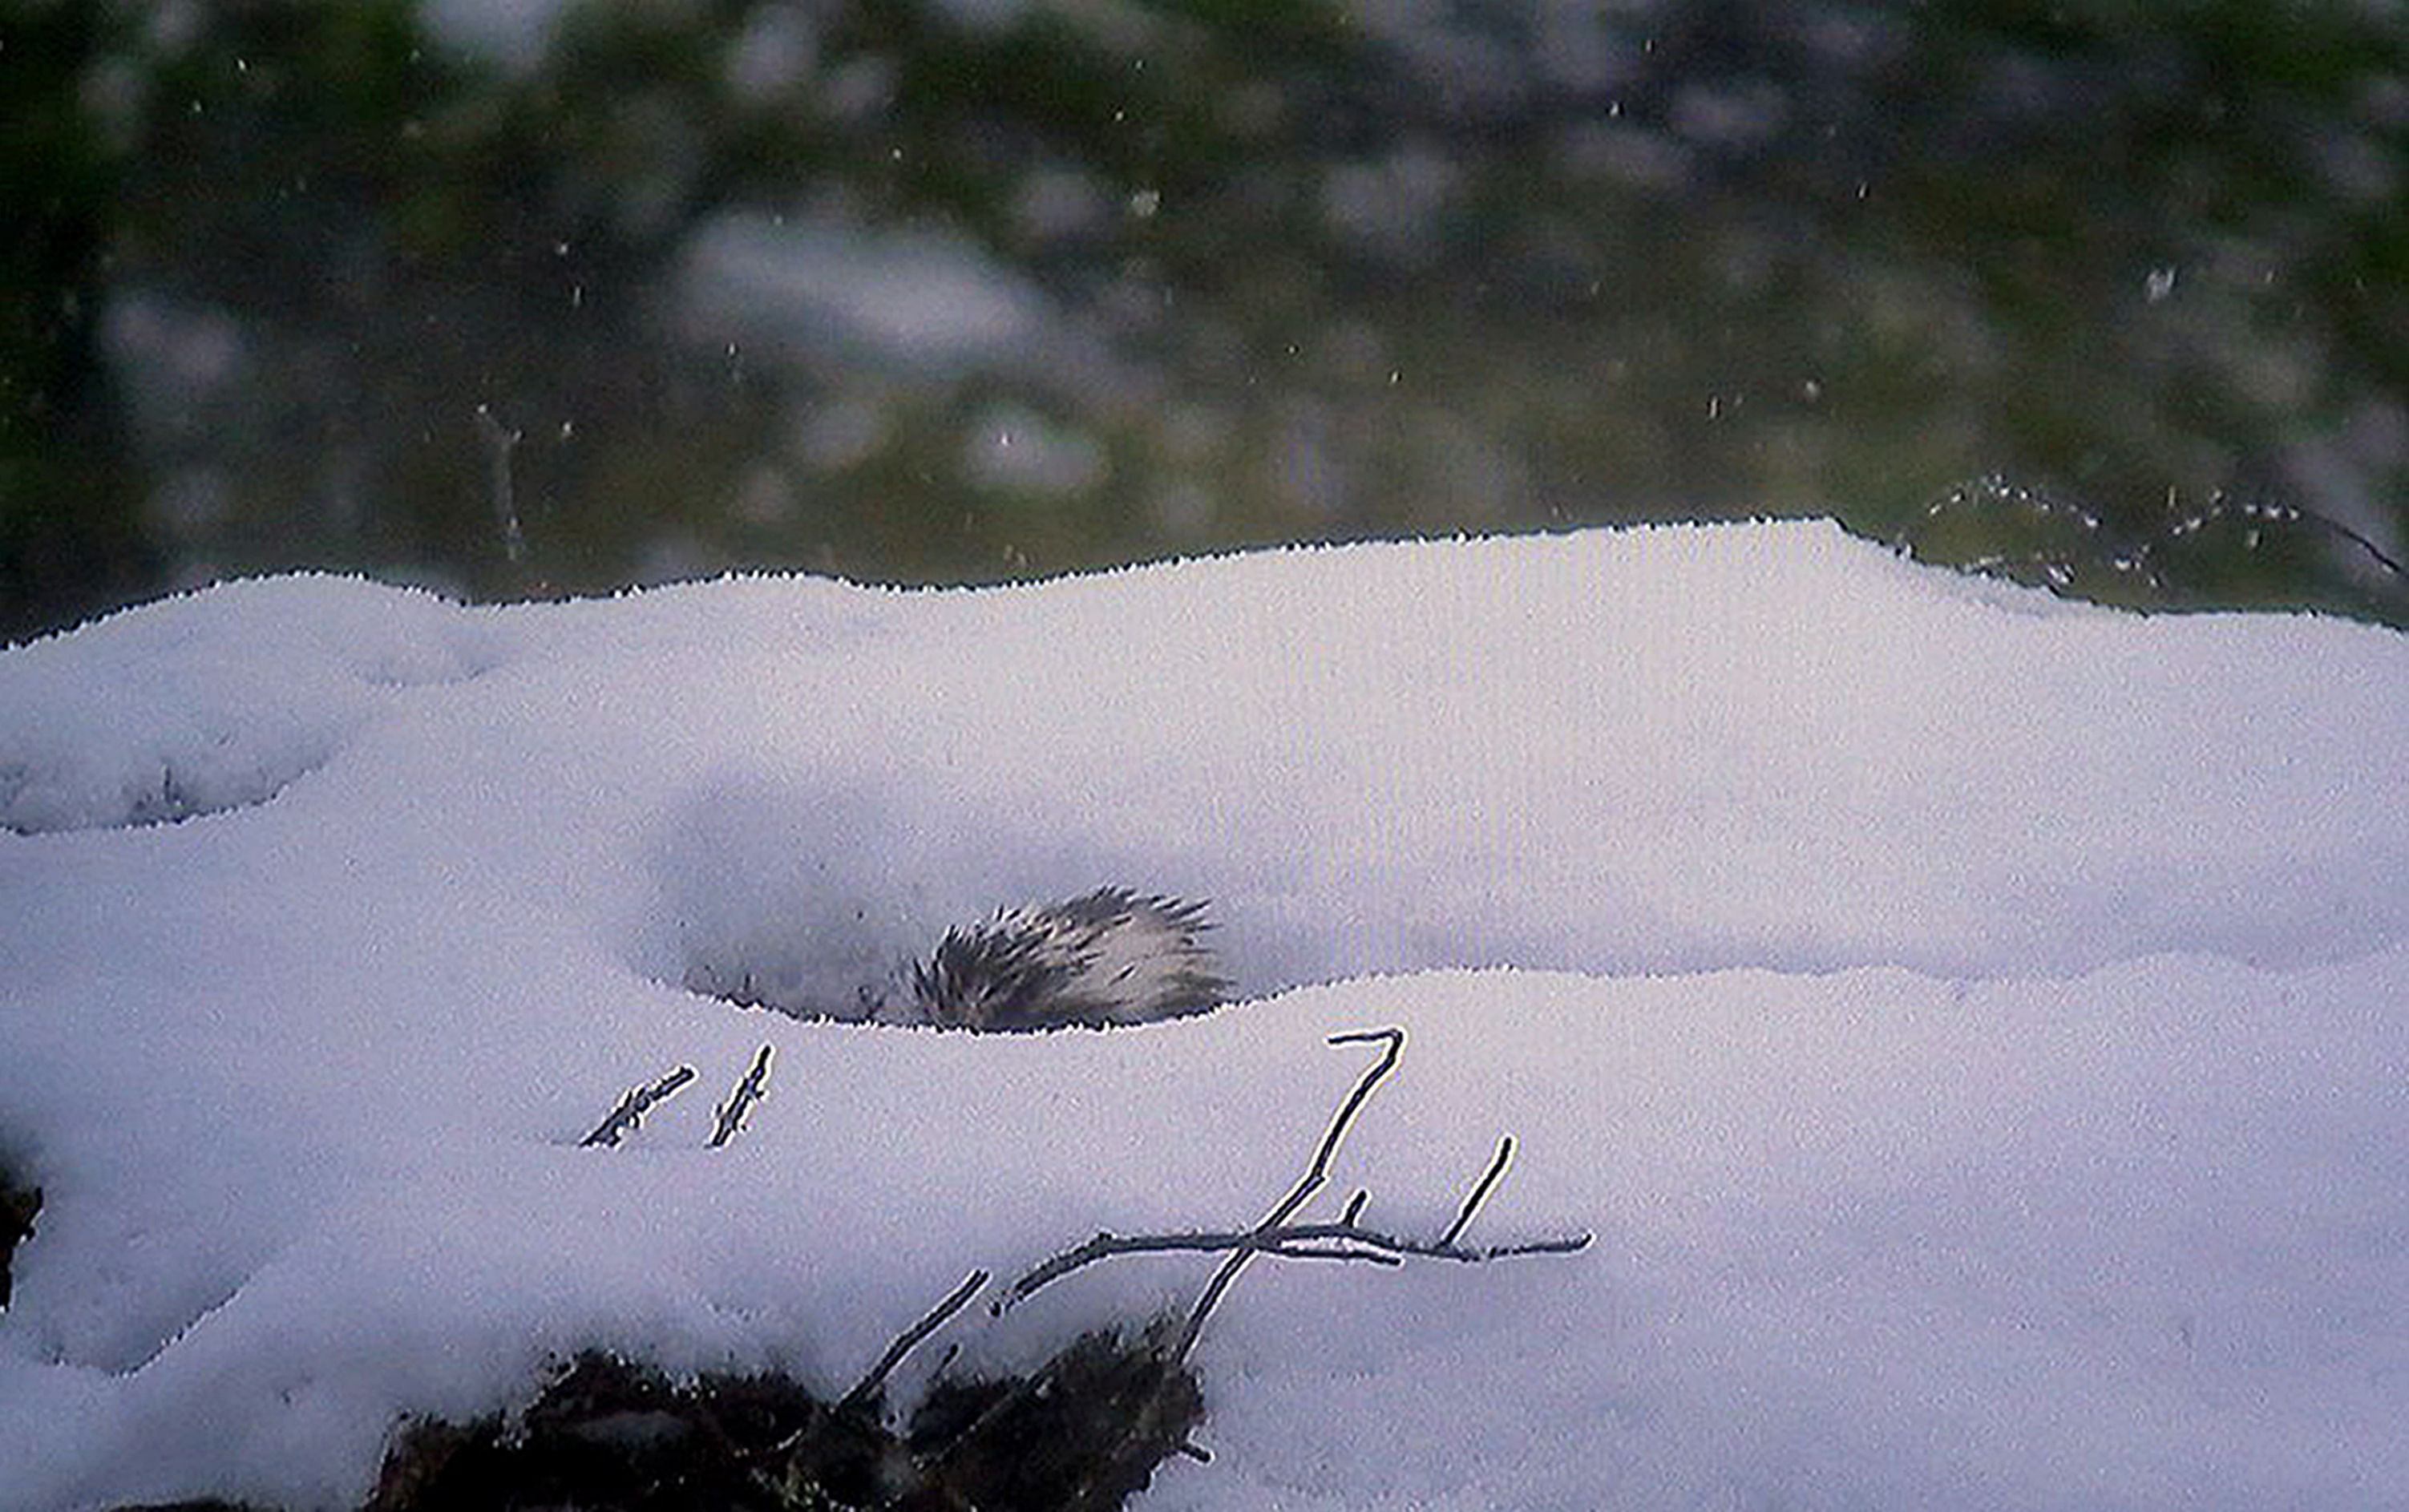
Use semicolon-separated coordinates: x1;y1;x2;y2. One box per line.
2;521;2404;1510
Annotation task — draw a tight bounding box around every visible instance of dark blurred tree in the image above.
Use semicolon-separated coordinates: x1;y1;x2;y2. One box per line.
10;0;2406;634
0;0;156;644
104;0;707;600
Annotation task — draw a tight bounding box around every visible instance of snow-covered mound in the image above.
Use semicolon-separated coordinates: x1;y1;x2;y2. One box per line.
2;522;2404;1510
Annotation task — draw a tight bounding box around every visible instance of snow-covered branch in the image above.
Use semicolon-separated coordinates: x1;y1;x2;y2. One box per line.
578;1064;697;1148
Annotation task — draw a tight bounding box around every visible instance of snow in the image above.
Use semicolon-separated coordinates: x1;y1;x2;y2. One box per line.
2;519;2406;1510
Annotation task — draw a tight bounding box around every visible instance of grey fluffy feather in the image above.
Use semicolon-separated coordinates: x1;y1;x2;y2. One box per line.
909;887;1229;1031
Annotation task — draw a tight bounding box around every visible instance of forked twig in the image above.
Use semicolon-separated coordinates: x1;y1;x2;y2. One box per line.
729;1026;1588;1510
1168;1028;1403;1361
1000;1214;1587;1309
1033;1028;1585;1510
1903;473;2407;603
980;1026;1589;1380
1000;1032;1588;1333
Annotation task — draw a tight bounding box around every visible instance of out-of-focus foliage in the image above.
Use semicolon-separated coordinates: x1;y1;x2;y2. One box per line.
2;0;157;641
4;0;2403;640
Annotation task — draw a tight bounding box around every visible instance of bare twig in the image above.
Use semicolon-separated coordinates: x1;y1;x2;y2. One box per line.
940;1026;1586;1511
1263;1243;1402;1265
841;1269;990;1412
2287;502;2407;582
1001;1030;1588;1327
1000;1231;1255;1304
579;1065;697;1148
1438;1135;1514;1249
1003;1217;1587;1310
1902;474;2407;604
742;1268;995;1476
1169;1028;1404;1361
473;402;527;564
709;1044;774;1149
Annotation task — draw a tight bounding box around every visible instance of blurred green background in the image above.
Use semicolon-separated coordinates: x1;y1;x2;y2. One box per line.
6;0;2405;643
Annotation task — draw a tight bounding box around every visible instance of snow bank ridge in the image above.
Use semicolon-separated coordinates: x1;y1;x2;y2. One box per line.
4;524;2409;1511
1;575;502;835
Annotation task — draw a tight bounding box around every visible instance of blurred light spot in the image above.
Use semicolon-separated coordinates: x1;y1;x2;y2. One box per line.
677;212;1048;376
791;397;891;471
729;6;817;105
964;405;1107;499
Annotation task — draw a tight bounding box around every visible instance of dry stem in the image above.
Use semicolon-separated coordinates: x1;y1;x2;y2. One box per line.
580;1064;697;1147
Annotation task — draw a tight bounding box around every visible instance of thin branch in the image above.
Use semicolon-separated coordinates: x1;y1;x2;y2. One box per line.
1263;1243;1403;1266
579;1065;697;1148
1438;1135;1514;1249
1004;1216;1589;1310
2290;503;2407;582
1169;1029;1403;1361
473;402;527;564
708;1044;774;1149
841;1269;990;1413
1309;1030;1407;1181
977;1025;1586;1512
1000;1231;1249;1306
742;1268;996;1474
1902;475;2407;604
1000;1033;1586;1323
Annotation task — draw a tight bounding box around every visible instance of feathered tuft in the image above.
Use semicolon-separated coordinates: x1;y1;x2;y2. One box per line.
909;887;1228;1031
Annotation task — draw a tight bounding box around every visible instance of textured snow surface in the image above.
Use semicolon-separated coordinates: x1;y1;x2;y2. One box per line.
2;521;2406;1510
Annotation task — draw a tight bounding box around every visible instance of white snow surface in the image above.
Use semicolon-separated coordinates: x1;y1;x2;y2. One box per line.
2;520;2407;1510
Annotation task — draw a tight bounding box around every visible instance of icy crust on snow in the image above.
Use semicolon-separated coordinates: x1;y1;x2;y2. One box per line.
2;520;2407;1510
